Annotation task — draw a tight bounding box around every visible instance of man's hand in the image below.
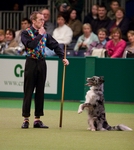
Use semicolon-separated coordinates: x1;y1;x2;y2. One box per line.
39;27;46;35
62;59;69;65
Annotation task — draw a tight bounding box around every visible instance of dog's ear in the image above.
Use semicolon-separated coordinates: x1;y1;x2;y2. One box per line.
100;76;105;83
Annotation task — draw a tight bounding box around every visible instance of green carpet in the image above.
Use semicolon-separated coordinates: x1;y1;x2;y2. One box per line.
0;99;134;150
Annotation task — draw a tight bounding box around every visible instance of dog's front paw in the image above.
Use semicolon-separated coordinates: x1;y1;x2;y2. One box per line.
91;129;96;131
87;127;91;130
77;104;83;114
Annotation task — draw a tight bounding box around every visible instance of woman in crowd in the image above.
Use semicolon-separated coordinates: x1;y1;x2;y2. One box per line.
74;23;98;52
123;30;134;58
108;7;130;40
0;29;5;54
52;13;73;46
106;27;126;58
67;9;82;40
84;4;98;24
86;28;107;56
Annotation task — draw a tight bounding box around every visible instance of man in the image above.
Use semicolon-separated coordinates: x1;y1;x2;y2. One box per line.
91;5;111;34
21;11;69;129
15;18;31;49
39;8;55;35
107;0;120;20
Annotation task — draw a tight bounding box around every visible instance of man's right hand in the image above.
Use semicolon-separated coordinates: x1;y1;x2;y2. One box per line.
39;27;46;35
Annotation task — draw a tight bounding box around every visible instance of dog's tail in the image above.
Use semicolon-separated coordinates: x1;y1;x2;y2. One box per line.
107;124;132;131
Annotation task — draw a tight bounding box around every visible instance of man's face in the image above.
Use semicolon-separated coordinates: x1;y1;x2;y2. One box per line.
41;9;50;22
98;7;107;18
111;2;119;12
5;31;13;41
33;14;45;29
21;20;31;30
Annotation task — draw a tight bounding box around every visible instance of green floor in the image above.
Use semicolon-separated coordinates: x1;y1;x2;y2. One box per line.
0;99;134;150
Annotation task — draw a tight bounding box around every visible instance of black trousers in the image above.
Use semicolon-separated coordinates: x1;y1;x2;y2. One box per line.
22;57;47;117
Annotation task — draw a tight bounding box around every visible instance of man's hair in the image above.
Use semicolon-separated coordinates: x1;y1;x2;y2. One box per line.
30;11;42;21
110;0;120;6
5;28;15;38
21;18;31;24
97;28;107;35
98;4;107;10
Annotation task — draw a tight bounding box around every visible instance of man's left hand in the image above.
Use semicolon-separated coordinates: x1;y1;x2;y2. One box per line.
62;59;69;66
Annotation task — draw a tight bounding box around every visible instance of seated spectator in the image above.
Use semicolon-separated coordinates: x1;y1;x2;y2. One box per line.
67;9;82;40
107;0;120;20
84;4;98;24
55;0;71;12
15;18;31;49
74;23;98;52
3;29;22;55
39;8;55;35
123;30;134;58
91;5;111;34
0;29;5;54
52;13;73;46
86;28;107;56
107;7;130;40
106;27;126;58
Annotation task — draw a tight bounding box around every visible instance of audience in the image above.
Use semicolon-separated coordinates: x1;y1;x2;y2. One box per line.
107;7;130;40
84;4;98;24
67;9;82;40
123;30;134;58
107;0;120;20
74;23;98;52
3;29;22;55
106;27;126;58
39;8;55;35
86;28;107;56
55;0;71;12
15;18;31;49
52;13;73;46
0;29;5;54
91;5;111;34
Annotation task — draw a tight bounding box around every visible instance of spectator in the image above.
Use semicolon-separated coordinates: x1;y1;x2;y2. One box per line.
52;13;73;46
69;0;85;21
15;18;31;49
39;8;55;35
55;0;71;12
86;28;107;56
0;29;6;54
13;3;19;11
91;5;111;34
106;27;126;58
67;9;82;40
107;7;130;40
74;23;98;52
3;29;22;55
107;0;120;20
123;30;134;58
84;4;98;24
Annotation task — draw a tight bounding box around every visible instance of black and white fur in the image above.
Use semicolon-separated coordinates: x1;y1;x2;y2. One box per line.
78;76;132;131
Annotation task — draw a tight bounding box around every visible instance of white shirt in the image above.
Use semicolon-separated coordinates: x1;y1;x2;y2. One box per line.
52;24;73;45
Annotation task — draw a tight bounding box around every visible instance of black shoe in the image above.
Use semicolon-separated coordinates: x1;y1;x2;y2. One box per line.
21;121;29;129
33;120;49;128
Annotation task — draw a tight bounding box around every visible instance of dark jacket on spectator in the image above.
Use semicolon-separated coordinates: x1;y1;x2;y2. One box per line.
107;17;130;40
91;17;111;34
84;12;97;24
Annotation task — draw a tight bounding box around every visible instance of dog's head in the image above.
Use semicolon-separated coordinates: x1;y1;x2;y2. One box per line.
85;76;104;86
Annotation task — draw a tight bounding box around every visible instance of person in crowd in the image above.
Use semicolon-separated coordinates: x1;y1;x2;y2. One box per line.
15;18;31;50
106;27;126;58
67;9;82;40
86;28;107;56
21;11;69;129
107;7;130;40
107;0;120;20
13;3;19;11
3;28;22;55
123;30;134;58
0;29;5;54
91;5;111;35
74;23;98;52
84;4;98;24
52;13;73;46
39;8;55;35
55;0;71;12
